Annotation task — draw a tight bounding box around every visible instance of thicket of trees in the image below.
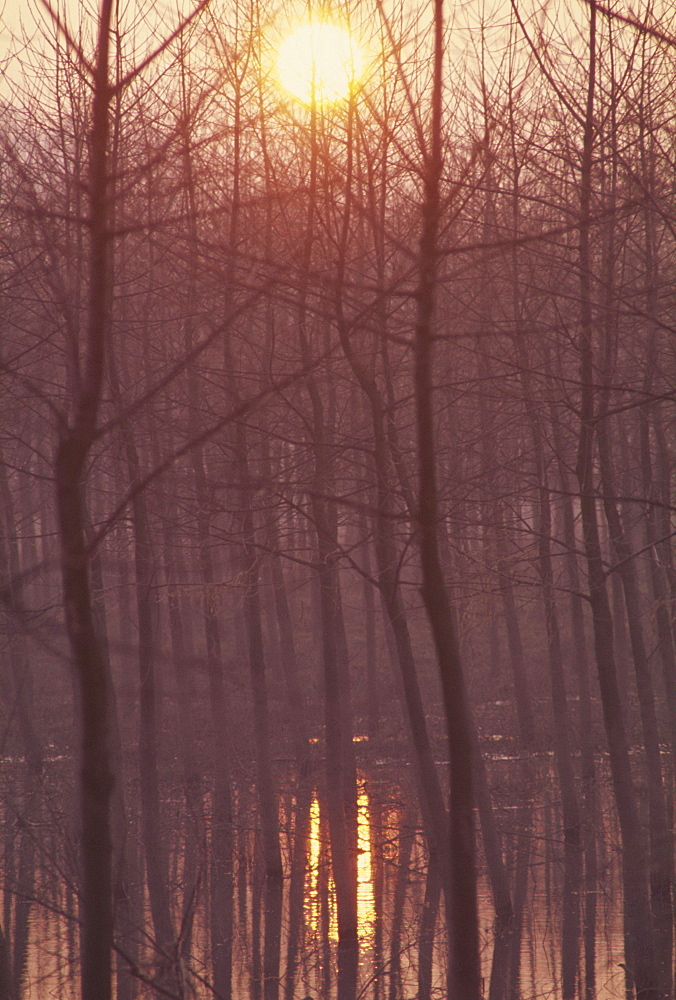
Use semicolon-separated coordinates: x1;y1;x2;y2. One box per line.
0;1;674;999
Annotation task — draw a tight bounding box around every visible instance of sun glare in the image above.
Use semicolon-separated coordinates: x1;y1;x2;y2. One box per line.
276;20;362;105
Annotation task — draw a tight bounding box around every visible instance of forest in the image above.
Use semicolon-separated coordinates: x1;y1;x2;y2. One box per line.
0;0;674;998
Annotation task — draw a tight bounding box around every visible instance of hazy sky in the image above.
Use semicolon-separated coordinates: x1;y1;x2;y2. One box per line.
0;0;654;107
1;0;200;93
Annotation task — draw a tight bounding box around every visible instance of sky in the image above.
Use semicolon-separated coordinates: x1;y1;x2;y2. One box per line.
0;0;664;109
0;0;200;96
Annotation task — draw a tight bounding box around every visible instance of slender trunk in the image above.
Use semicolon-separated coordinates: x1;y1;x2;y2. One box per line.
54;6;115;996
511;119;582;989
598;418;673;993
636;41;676;745
495;513;536;747
108;357;175;966
162;498;200;791
371;790;385;1000
508;779;533;1000
160;506;202;956
538;475;582;1000
11;810;35;1000
283;781;312;1000
640;409;676;747
261;440;309;758
195;452;234;1000
335;298;449;877
179;73;234;995
517;359;582;997
90;530;137;1000
313;504;359;995
234;427;283;1000
0;924;11;1000
263;875;283;1000
237;431;283;880
0;457;43;777
575;7;659;994
55;152;115;1000
471;720;513;944
297;95;358;1000
358;519;379;738
418;854;441;1000
388;812;414;1000
549;390;599;1000
251;835;264;1000
413;4;479;994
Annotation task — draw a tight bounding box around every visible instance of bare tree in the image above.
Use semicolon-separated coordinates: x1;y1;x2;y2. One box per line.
412;2;480;996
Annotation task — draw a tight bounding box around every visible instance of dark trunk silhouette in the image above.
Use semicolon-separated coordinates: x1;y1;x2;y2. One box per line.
575;7;660;995
53;5;115;996
412;4;480;995
108;355;175;968
495;512;536;748
598;418;673;993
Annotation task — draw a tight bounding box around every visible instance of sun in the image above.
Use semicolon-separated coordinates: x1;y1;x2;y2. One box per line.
276;20;363;105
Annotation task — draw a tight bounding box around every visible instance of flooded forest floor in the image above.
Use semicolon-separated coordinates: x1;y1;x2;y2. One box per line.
0;663;645;1000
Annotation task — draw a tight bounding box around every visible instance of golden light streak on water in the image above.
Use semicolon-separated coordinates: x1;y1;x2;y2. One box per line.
305;783;377;949
306;794;321;933
305;794;338;942
356;778;376;950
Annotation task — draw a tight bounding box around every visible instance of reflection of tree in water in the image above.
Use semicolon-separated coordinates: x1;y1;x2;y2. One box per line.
0;755;628;999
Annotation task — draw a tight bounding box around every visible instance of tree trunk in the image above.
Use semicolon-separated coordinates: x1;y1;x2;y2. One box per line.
412;4;479;995
179;78;234;995
0;455;43;777
295;90;358;1000
283;780;312;1000
599;418;673;994
54;5;115;996
234;426;283;1000
358;518;379;739
575;7;659;994
495;511;536;748
109;375;175;968
261;439;309;759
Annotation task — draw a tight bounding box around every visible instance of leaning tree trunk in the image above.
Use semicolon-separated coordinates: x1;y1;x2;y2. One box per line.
331;90;449;881
332;66;507;979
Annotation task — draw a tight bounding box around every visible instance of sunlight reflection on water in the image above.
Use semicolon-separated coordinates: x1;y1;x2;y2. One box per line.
304;775;376;949
11;756;628;1000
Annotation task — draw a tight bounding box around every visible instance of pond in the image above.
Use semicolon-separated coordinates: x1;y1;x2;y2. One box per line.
7;746;628;1000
